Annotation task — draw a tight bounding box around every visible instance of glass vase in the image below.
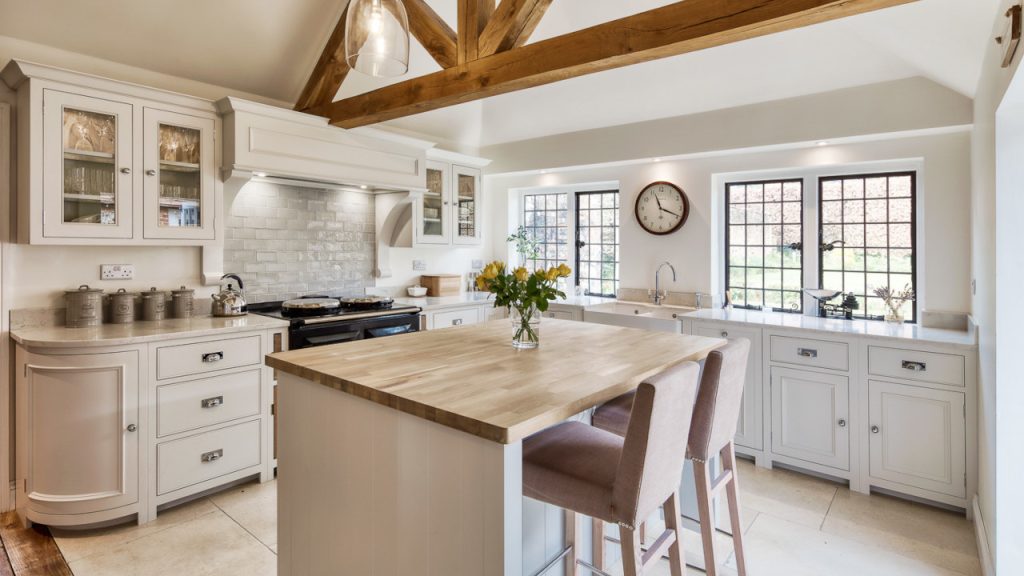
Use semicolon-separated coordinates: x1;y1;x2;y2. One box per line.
884;302;905;324
511;304;540;349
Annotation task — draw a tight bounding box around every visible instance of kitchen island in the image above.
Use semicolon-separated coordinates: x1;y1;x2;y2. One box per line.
266;318;723;576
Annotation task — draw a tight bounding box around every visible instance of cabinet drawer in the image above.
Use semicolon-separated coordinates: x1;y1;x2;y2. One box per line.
156;335;261;380
770;335;849;371
156;420;261;495
868;346;965;387
156;370;262;437
431;307;480;329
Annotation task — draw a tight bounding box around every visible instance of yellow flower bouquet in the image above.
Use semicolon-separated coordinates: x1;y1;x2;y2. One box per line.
476;261;572;348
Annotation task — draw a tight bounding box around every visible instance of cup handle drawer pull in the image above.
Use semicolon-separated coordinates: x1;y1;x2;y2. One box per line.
902;360;927;372
202;352;224;363
452;319;463;326
201;449;224;463
797;348;818;358
201;396;224;409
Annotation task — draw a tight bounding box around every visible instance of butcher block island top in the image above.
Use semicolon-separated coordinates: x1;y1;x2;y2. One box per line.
266;318;724;443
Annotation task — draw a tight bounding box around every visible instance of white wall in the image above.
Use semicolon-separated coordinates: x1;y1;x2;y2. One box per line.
970;2;1024;569
487;131;972;315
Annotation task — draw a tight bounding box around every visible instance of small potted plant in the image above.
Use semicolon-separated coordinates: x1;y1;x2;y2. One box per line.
506;226;540;265
476;261;572;349
873;284;915;324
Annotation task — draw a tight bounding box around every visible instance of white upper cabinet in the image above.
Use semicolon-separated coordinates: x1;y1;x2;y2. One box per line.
2;60;221;246
43;90;135;240
414;161;483;246
452;164;482;245
143;108;216;240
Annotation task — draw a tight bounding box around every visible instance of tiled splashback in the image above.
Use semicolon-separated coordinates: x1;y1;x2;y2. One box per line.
224;182;375;303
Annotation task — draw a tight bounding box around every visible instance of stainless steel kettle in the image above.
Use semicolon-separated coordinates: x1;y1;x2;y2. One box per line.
211;273;248;317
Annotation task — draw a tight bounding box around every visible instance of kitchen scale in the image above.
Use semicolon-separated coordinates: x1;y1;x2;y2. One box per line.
805;289;859;319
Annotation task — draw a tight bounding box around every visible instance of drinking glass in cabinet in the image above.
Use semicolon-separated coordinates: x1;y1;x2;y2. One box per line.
62;108;117;224
157;124;202;228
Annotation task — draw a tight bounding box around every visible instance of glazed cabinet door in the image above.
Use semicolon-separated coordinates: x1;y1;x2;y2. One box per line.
693;323;763;451
42;89;134;239
770;367;850;470
142;108;216;240
18;348;140;516
868;381;966;497
452;165;482;245
415;160;450;245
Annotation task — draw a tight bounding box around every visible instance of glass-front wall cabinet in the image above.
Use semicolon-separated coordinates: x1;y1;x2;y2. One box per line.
453;165;481;244
143;108;216;240
418;161;449;244
44;90;134;239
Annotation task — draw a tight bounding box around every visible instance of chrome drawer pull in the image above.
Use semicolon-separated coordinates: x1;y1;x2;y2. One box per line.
201;449;224;463
201;396;224;409
202;351;224;363
797;348;818;358
452;319;463;326
902;360;927;372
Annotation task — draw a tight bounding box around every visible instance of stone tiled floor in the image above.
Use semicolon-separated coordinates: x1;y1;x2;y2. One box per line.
50;459;982;576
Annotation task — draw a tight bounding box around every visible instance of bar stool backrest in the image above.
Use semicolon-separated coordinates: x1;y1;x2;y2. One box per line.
687;338;751;462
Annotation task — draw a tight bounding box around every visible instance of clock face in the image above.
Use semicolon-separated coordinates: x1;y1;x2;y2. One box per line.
635;181;689;235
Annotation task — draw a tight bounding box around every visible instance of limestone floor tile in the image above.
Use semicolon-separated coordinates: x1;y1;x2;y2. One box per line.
734;459;840;530
821;490;981;576
209;478;278;550
52;496;218;563
728;513;970;576
67;510;276;576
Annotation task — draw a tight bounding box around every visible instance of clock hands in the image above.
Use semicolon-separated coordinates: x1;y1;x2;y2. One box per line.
659;207;681;218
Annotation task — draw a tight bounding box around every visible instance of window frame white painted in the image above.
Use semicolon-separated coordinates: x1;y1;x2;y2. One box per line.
510;181;619;291
711;158;926;320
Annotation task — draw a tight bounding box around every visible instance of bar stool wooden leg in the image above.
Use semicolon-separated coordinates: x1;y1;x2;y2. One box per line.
693;458;718;576
722;443;747;576
592;517;605;571
565;509;581;576
619;524;643;576
663;491;685;576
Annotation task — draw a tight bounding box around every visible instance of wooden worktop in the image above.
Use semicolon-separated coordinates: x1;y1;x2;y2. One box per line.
266;319;724;443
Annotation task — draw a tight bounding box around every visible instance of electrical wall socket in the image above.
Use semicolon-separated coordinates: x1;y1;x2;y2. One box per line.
412;259;426;271
471;259;484;270
101;264;135;280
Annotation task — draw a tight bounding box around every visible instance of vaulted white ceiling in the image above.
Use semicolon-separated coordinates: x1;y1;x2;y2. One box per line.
0;0;1001;148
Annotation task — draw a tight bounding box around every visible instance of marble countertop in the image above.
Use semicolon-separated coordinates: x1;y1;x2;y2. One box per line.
266;319;723;443
11;314;290;348
682;308;977;349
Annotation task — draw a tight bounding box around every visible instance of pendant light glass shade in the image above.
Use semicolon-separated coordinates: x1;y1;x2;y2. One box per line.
345;0;410;78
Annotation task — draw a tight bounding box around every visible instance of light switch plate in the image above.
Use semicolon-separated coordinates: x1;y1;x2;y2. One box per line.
412;259;426;271
471;259;484;270
101;264;135;280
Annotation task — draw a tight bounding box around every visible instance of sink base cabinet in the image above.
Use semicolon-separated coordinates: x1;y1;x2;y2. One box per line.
684;318;977;513
15;327;284;528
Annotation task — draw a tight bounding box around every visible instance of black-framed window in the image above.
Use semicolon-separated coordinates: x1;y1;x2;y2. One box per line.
575;190;620;297
725;179;804;312
819;172;916;321
522;192;569;272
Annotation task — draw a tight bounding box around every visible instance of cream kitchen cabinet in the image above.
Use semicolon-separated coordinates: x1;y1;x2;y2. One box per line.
771;366;851;471
691;322;763;452
414;151;487;247
425;304;485;330
1;60;221;245
16;346;142;526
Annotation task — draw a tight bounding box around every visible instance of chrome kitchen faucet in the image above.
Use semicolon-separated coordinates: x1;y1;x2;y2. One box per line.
652;261;677;305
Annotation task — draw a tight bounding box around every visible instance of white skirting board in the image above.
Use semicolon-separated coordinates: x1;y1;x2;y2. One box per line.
973;496;994;576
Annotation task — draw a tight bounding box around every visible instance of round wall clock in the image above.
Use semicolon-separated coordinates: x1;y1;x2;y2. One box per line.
635;181;690;235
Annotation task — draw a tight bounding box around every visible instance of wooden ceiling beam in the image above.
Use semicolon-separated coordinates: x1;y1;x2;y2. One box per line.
312;0;917;127
404;0;460;69
458;0;496;64
294;3;353;111
478;0;553;58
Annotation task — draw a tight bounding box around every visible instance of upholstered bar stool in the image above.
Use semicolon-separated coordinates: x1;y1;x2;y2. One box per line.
522;362;701;576
591;339;752;576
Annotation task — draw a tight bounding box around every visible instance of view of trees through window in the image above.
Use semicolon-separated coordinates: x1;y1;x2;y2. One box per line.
575;191;620;297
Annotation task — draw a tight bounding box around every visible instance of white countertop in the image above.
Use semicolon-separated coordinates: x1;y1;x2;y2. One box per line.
393;292;614;312
683;308;977;349
11;314;290;348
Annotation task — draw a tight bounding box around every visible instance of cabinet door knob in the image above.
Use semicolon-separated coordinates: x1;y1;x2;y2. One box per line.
871;425;880;434
837;419;847;428
145;169;157;176
126;424;137;432
120;167;131;175
721;331;729;338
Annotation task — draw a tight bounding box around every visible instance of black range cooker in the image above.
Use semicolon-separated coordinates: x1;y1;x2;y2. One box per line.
249;295;422;349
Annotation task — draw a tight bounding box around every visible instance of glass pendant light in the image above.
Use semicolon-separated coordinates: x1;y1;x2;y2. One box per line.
345;0;410;78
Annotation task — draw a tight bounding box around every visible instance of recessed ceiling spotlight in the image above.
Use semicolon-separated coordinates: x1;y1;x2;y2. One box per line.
360;185;368;189
540;169;548;174
816;141;829;147
653;157;662;162
253;172;267;178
